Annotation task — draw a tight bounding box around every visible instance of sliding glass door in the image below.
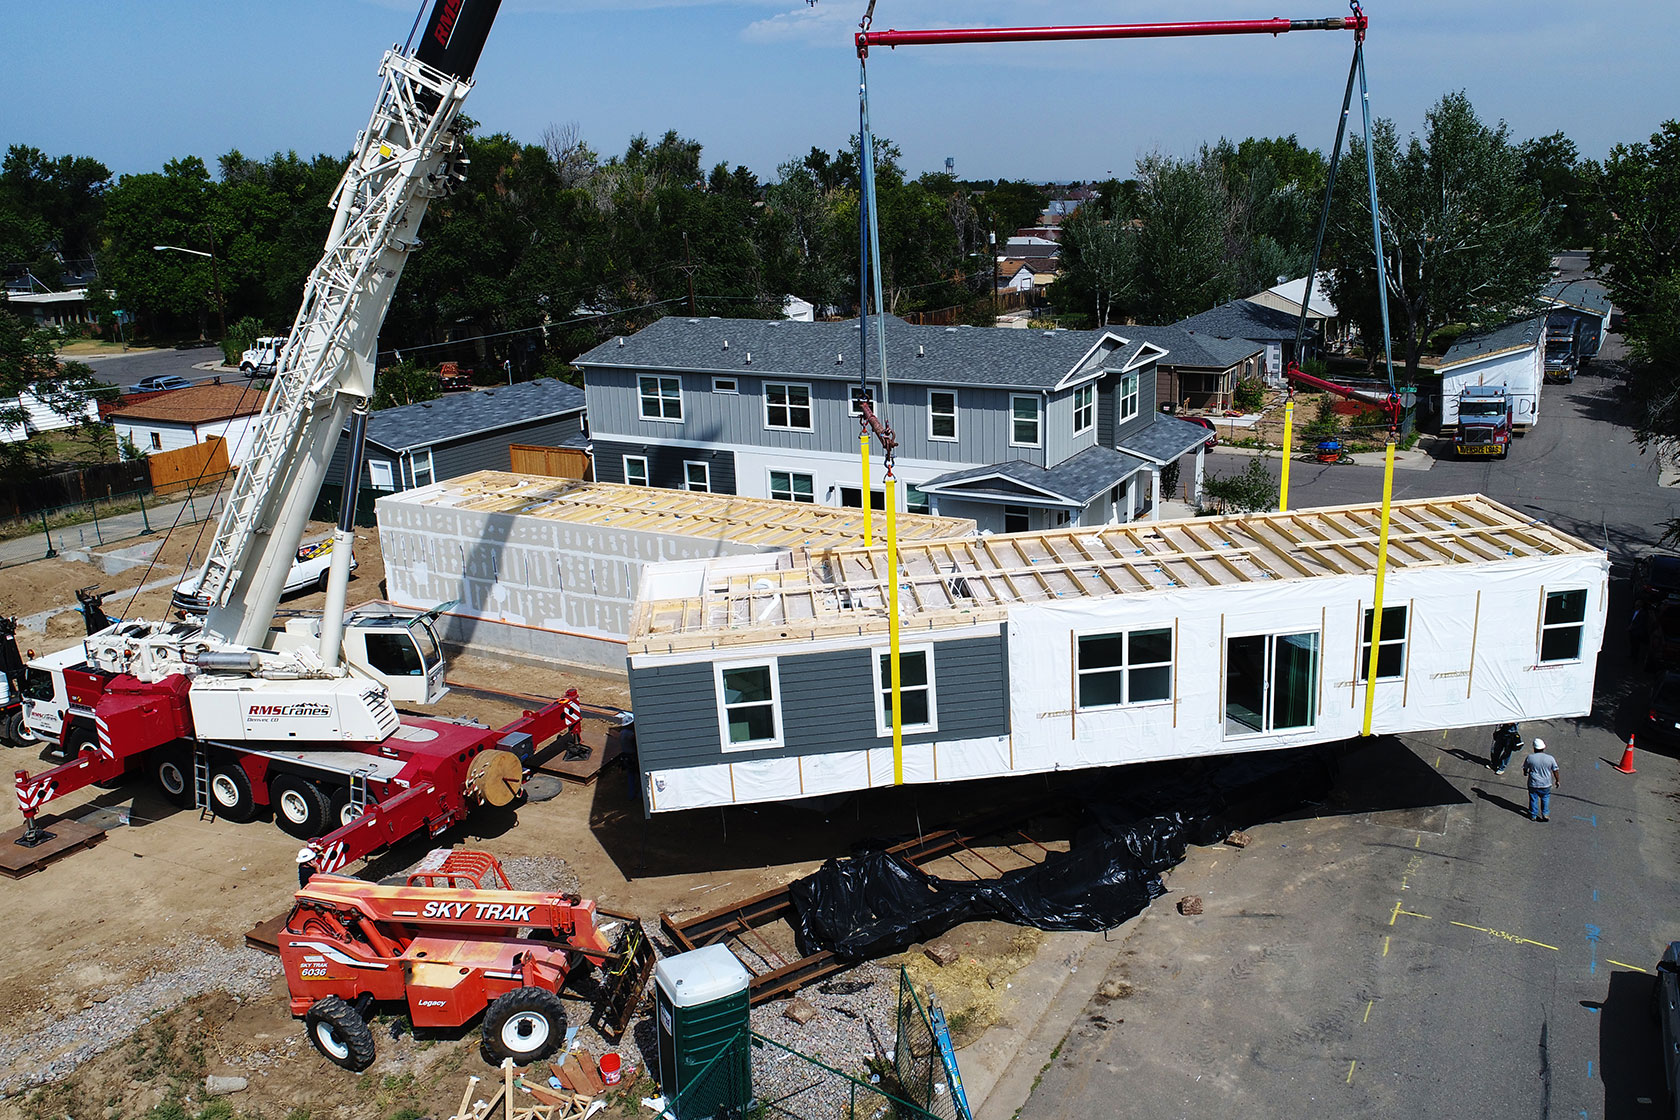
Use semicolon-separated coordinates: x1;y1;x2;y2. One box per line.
1225;631;1320;736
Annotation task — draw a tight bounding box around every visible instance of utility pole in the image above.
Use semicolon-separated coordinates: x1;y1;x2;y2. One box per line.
682;232;697;315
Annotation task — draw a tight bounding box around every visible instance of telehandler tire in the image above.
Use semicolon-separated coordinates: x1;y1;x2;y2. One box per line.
305;995;376;1071
481;986;566;1066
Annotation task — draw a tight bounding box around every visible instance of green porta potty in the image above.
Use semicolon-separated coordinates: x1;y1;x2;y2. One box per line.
654;945;752;1119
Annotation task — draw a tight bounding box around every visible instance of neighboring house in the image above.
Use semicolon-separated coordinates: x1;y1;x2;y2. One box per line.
322;377;587;505
626;494;1607;814
1003;235;1060;256
575;316;1216;534
106;384;268;464
1140;327;1264;412
998;261;1035;293
4;289;101;331
783;295;815;323
1433;315;1545;433
1245;274;1344;351
0;385;101;444
1175;299;1319;387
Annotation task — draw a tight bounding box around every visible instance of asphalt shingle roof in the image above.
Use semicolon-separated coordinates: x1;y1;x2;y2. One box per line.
1541;279;1611;317
108;383;267;424
922;445;1150;507
575;316;1160;392
1118;412;1216;463
365;378;585;453
1439;315;1543;369
1174;299;1307;342
1128;325;1260;370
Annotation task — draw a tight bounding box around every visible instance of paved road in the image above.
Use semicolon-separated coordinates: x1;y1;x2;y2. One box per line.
1017;328;1680;1120
73;345;233;390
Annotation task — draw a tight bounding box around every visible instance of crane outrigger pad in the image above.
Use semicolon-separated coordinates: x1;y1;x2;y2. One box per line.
0;813;106;878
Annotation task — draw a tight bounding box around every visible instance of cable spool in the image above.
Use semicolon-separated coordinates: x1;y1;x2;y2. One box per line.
465;749;524;806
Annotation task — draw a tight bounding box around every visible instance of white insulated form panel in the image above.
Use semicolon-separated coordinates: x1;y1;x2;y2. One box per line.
1439;343;1544;430
636;548;1607;812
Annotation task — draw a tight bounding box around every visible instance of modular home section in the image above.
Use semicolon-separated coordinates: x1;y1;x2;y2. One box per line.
375;471;974;667
627;494;1608;813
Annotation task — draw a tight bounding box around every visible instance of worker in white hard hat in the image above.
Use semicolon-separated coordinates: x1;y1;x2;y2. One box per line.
1522;737;1560;822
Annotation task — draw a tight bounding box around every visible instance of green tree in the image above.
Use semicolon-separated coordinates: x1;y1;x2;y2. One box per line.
978;180;1049;238
1133;148;1239;323
1518;132;1598;248
1598;121;1680;447
371;359;442;410
1200;457;1277;513
1055;202;1138;327
1323;93;1554;377
0;145;111;280
0;309;108;479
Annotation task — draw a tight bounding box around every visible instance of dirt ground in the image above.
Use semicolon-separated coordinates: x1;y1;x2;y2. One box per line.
0;531;1054;1119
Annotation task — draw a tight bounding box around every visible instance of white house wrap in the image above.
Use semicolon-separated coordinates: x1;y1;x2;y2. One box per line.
627;494;1608;814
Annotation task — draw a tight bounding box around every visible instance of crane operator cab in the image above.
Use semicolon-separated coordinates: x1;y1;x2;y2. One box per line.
340;614;449;705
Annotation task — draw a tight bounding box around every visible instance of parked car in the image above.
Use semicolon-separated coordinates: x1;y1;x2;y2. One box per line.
1184;415;1219;449
131;374;194;393
1644;674;1680;744
1637;554;1680;605
1658;941;1679;1120
171;538;356;614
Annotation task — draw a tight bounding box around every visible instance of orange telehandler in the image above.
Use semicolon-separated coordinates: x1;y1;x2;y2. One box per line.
279;849;650;1070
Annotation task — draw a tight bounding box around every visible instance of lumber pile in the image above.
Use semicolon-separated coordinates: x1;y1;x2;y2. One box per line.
448;1053;624;1120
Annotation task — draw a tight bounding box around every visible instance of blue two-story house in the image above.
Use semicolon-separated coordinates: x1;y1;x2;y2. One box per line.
574;316;1214;533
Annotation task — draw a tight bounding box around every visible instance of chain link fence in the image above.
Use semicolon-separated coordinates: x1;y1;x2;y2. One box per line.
892;970;969;1120
0;490;227;570
671;1027;945;1120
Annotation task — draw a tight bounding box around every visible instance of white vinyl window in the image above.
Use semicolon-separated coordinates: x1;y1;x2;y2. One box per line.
849;386;875;416
714;660;783;751
871;646;937;735
1011;395;1041;447
638;375;682;421
712;377;738;394
367;460;395;491
623;455;649;487
769;470;814;503
905;484;931;516
684;461;711;492
1358;604;1408;681
1073;385;1095;434
1540;589;1587;662
409;449;435;489
1119;374;1140;422
1077;627;1173;709
764;382;813;430
929;390;958;441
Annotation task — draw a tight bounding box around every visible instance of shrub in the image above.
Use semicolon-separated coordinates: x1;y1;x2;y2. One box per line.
1201;457;1277;514
1233;377;1265;412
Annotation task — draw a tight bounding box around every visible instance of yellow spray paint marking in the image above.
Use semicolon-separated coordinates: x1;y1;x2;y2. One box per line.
1449;921;1559;951
1382;936;1391;957
1346;1060;1357;1084
1363;999;1374;1024
1414;835;1421;849
1435;756;1441;768
1389;899;1432;926
1606;959;1651;973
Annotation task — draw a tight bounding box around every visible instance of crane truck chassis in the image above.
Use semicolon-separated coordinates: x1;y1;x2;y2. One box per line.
280;849;648;1070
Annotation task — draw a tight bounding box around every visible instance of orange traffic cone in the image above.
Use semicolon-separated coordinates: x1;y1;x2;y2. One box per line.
1613;734;1637;775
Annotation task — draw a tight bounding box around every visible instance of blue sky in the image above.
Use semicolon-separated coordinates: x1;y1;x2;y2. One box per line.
5;1;1677;184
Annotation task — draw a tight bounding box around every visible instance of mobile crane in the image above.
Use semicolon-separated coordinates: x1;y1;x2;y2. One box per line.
12;0;585;874
280;848;650;1070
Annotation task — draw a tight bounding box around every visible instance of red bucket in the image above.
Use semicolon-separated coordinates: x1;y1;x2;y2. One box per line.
599;1053;622;1085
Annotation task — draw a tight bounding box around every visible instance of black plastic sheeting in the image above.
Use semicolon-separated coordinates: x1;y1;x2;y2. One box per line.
788;746;1338;960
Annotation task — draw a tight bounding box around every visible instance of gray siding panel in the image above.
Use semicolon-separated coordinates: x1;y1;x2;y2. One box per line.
585;367;1048;468
593;439;737;493
323;412;585;488
631;634;1009;774
1111;364;1160;447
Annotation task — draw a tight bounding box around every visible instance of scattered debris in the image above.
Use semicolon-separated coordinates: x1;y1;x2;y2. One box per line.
924;941;961;967
204;1074;249;1096
782;997;820;1026
1225;830;1253;849
1177;895;1204;916
1096;979;1135;1002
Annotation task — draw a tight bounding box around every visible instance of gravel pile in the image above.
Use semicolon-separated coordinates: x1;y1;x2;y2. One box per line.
0;937;281;1097
497;855;584;898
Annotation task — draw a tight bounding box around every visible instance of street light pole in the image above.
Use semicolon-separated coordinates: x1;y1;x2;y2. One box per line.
153;232;226;342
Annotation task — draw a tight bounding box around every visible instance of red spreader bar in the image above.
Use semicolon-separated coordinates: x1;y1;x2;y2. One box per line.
858;16;1365;55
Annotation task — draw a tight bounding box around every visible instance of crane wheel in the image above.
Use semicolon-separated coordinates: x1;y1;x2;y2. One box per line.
328;787;365;829
305;996;376;1071
480;987;566;1066
153;751;195;809
208;764;258;822
4;710;34;747
271;775;332;838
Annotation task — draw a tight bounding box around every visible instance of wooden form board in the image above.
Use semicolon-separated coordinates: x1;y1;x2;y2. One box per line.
629;493;1600;654
398;470;974;549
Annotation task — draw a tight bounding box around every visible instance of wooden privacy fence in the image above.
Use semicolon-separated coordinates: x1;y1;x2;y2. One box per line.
148;435;232;496
510;443;591;480
0;459;151;519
